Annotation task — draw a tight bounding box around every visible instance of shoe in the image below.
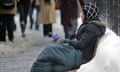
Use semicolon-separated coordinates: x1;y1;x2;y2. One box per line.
35;28;39;31
48;33;52;37
9;38;13;42
35;24;39;31
29;25;32;30
22;33;26;38
0;40;6;42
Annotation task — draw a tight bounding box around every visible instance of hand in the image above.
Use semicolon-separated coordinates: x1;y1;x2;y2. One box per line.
59;39;70;43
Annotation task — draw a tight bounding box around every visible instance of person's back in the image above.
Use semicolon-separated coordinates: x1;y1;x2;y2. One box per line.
60;0;84;39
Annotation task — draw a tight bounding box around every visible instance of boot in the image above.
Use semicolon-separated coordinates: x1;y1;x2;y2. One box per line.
20;24;26;38
0;29;6;42
8;29;14;42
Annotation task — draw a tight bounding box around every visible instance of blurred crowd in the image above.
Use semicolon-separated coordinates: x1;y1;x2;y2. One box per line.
0;0;84;42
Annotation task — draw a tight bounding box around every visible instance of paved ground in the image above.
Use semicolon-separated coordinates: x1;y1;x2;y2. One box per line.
0;34;53;72
0;10;64;72
0;23;63;72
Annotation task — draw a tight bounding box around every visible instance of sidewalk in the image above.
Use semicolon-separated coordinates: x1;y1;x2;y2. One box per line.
0;26;38;56
0;10;64;56
0;12;41;56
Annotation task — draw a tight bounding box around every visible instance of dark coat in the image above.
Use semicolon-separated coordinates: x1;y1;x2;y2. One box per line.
69;20;106;62
0;0;18;14
38;0;56;24
60;0;84;25
17;0;30;13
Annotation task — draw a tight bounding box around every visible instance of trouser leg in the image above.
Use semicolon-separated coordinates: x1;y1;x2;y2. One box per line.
0;16;2;41
43;24;48;36
35;6;40;30
19;4;28;37
20;23;26;37
43;24;52;37
29;6;34;29
0;14;15;42
0;28;6;42
64;19;77;39
0;14;6;42
7;15;14;42
7;29;14;42
47;24;52;37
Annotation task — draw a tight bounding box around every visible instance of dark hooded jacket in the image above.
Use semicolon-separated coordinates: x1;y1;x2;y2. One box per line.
69;20;106;62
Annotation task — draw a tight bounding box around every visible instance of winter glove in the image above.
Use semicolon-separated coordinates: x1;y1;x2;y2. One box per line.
59;39;71;43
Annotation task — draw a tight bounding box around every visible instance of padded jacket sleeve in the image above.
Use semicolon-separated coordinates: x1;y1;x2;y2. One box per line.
69;24;102;51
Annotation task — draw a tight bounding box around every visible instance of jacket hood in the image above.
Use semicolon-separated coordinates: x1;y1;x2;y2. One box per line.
88;20;106;27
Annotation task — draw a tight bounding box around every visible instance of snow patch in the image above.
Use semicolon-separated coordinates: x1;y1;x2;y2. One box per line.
77;28;120;72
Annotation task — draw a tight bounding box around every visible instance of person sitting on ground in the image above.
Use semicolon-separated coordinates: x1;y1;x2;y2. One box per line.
31;3;106;72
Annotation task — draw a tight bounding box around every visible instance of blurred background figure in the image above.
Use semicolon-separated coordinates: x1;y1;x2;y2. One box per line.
17;0;30;37
39;0;56;37
60;0;84;39
29;0;40;31
55;0;61;10
0;0;18;42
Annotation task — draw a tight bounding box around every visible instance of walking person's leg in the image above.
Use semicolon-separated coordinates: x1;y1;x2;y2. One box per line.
47;23;52;37
63;19;77;39
34;5;40;30
0;26;6;42
0;14;8;42
19;4;26;37
43;24;48;36
19;5;29;37
29;5;34;29
7;14;15;42
0;14;2;41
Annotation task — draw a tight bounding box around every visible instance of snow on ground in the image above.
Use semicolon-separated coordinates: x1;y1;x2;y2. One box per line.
0;13;38;56
0;10;63;56
77;28;120;72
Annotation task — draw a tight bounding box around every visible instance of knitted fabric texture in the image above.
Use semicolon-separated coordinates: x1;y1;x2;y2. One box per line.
83;3;99;21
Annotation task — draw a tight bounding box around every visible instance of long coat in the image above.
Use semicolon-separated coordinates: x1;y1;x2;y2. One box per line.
38;0;56;24
60;0;84;25
0;0;18;14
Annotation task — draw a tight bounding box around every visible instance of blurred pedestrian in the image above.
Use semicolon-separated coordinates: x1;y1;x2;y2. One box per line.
0;0;18;42
17;0;30;37
39;0;56;37
60;0;84;39
29;0;40;31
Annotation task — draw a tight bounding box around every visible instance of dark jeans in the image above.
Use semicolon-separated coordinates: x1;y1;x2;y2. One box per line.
29;5;40;30
17;2;29;37
0;14;15;42
63;19;77;39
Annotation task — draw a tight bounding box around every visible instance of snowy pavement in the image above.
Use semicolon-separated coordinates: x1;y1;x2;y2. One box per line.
0;10;64;72
0;10;63;56
0;14;36;56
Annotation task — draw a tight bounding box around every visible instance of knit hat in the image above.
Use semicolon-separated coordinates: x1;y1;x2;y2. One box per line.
83;3;99;21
